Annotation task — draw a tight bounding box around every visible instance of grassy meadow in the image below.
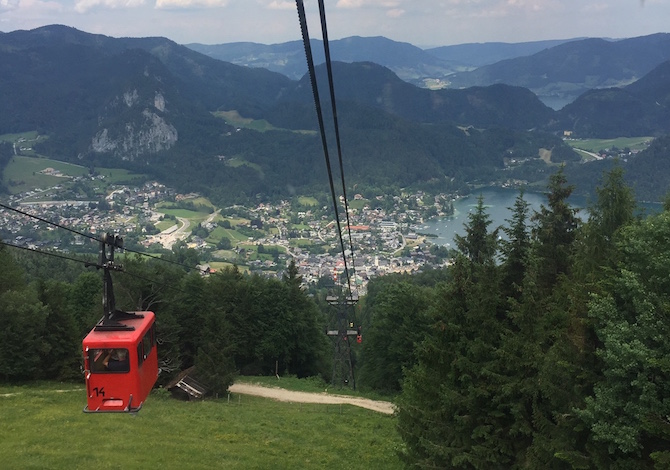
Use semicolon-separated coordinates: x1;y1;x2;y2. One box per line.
2;155;146;195
213;111;316;136
3;156;88;194
566;136;653;153
0;381;402;469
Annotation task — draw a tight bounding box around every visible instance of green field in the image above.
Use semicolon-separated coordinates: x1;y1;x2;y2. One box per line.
2;155;147;195
96;168;147;185
213;110;316;135
0;131;48;157
158;208;208;220
187;197;217;209
298;196;319;207
224;157;265;180
156;219;178;231
207;226;249;244
208;260;249;273
290;238;314;247
214;110;281;133
348;199;369;210
566;136;653;153
0;382;401;469
0;131;44;143
2;156;89;194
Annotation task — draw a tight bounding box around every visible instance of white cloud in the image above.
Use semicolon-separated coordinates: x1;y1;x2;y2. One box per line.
336;0;402;8
387;8;404;17
267;0;293;10
75;0;146;13
0;0;20;11
580;3;609;13
155;0;228;8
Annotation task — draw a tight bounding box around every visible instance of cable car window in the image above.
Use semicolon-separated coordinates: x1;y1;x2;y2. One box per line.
89;348;130;373
137;343;144;367
142;332;152;358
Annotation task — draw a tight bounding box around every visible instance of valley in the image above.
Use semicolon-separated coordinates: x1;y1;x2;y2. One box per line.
1;153;459;295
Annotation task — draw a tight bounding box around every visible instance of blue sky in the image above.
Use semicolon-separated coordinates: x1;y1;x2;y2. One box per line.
0;0;667;47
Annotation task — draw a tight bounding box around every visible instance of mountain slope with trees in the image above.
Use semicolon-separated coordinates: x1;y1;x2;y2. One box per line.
556;60;670;137
426;39;578;67
271;61;555;131
447;33;670;108
0;25;583;204
3;25;670;204
358;168;670;468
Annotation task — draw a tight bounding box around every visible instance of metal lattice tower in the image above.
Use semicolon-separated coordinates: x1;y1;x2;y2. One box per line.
326;293;359;390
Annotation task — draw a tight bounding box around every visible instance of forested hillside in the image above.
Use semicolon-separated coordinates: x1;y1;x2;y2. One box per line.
557;60;670;137
364;167;670;467
447;33;670;108
0;25;582;205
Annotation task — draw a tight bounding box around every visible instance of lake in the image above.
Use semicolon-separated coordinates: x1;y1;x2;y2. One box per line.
421;187;582;247
422;187;662;247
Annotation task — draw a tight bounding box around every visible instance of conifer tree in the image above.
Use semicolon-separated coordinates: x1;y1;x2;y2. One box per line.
454;194;498;266
0;247;49;381
283;258;329;378
36;279;81;381
500;190;531;302
579;210;670;468
574;165;636;280
359;281;432;393
532;166;579;292
398;195;507;468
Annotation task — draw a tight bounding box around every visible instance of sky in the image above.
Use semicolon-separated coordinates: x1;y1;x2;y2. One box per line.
0;0;667;47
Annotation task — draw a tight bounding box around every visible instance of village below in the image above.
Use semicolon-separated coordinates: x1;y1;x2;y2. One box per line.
0;156;457;295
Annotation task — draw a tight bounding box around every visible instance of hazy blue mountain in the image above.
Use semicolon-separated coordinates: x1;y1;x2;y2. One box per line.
2;25;296;122
425;39;578;67
267;61;555;131
556;60;670;137
186;35;459;86
446;33;670;109
13;24;670;203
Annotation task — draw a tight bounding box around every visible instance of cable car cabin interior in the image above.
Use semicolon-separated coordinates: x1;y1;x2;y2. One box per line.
82;311;158;413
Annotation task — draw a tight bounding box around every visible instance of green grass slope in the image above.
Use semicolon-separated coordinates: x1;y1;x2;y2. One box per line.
0;382;401;469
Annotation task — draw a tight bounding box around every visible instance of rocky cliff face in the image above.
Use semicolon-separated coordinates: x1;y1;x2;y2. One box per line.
91;90;178;160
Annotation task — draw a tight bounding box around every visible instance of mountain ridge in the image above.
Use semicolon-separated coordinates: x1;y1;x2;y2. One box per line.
2;25;670;202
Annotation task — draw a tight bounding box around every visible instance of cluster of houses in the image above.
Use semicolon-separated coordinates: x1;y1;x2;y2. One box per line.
2;176;453;294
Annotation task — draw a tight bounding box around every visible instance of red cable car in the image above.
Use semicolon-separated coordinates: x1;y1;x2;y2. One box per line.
83;311;158;412
82;233;159;413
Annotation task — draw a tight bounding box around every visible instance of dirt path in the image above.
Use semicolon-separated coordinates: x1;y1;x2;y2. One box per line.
229;383;396;415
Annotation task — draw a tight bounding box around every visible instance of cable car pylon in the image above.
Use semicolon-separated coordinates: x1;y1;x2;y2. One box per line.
326;289;359;390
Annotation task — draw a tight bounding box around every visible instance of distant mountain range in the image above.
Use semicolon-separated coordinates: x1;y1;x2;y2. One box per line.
186;34;670;109
447;34;670;109
1;25;670;202
185;36;578;88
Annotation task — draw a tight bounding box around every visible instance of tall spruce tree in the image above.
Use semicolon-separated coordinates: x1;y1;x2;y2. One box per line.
283;259;329;378
578;210;670;468
0;246;49;381
500;190;531;302
532;166;579;292
358;281;433;393
454;194;499;266
574;166;636;280
398;195;507;468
